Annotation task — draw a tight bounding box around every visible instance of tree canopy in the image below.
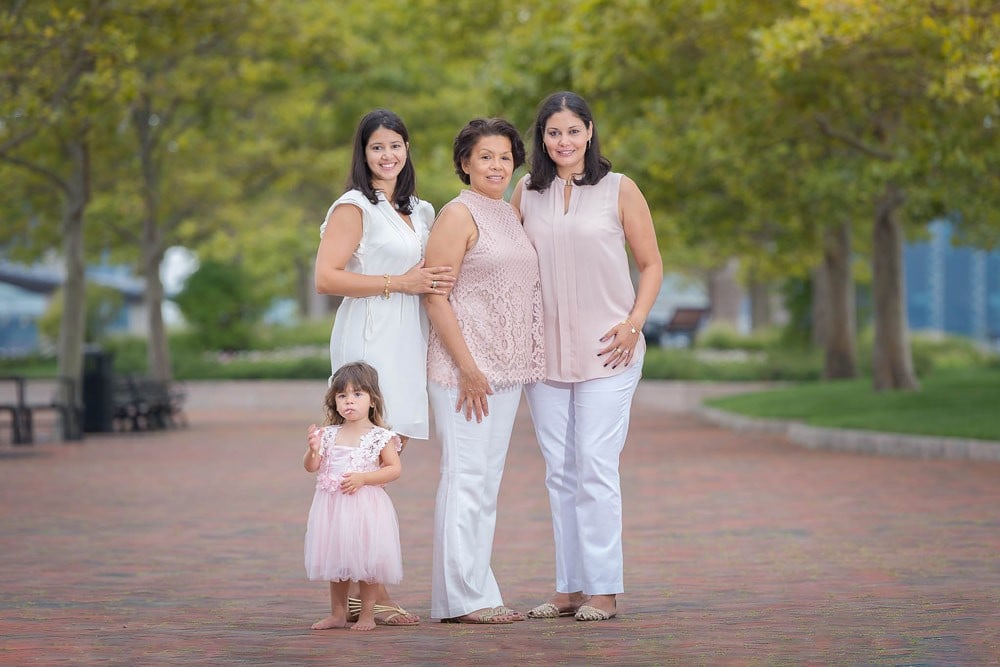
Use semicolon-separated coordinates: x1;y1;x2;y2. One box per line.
3;0;998;385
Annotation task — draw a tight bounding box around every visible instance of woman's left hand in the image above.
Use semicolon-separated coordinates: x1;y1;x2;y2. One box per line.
456;366;493;423
599;320;640;368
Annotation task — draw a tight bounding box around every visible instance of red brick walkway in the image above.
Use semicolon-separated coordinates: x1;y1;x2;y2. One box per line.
1;380;997;666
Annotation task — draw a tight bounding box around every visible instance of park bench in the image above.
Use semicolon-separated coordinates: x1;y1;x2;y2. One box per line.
664;307;711;345
0;376;30;444
643;307;711;347
0;376;83;445
112;375;187;432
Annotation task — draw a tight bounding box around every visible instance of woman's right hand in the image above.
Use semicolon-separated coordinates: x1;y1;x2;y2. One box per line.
397;259;456;295
456;366;493;423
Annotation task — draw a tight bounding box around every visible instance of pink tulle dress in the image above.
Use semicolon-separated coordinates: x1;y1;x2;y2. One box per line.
304;425;403;584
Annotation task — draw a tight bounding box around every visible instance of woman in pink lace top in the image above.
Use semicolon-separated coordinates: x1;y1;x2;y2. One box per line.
512;91;663;622
423;118;546;624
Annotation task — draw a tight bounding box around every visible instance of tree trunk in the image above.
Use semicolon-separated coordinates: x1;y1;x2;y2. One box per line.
872;183;919;391
822;221;859;379
295;255;311;319
135;96;173;381
56;138;89;437
143;246;172;381
811;265;828;349
747;277;772;331
706;258;742;328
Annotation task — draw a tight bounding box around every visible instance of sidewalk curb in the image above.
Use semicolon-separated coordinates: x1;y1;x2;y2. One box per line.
696;405;1000;462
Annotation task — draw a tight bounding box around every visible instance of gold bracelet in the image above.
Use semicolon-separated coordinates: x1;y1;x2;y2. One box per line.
622;318;638;335
382;274;391;300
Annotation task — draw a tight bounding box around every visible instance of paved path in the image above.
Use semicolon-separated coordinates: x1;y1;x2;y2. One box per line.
1;380;997;666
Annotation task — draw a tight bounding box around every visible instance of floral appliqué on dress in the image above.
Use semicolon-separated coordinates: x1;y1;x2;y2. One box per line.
314;425;402;494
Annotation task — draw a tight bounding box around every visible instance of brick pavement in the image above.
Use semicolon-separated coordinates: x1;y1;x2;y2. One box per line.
0;380;997;666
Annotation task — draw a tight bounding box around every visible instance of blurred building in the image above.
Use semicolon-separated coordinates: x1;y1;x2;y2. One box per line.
0;260;146;356
904;219;1000;347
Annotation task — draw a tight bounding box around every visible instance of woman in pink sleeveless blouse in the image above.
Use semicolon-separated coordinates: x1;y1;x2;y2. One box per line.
423;118;546;624
511;92;663;622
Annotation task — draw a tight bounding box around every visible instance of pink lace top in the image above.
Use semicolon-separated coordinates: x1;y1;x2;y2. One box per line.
427;189;546;389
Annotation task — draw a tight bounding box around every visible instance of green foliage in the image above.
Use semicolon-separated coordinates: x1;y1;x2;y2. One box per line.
779;278;814;346
172;353;330;381
0;354;58;377
9;320;995;386
706;367;1000;441
252;319;332;350
37;283;125;345
642;345;822;382
173;260;268;351
696;323;781;352
98;327;332;379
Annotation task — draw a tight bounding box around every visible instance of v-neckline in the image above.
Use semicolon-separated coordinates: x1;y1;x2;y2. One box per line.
562;182;572;215
379;193;416;232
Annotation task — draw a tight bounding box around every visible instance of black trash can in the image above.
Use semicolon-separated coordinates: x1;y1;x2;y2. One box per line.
83;347;114;433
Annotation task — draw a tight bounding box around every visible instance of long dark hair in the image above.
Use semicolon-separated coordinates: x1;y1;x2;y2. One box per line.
346;108;416;215
526;91;611;192
324;361;388;428
452;117;526;184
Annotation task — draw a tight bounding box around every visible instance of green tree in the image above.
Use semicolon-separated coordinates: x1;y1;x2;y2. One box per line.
0;2;134;426
173;260;267;351
755;0;1000;390
86;0;282;381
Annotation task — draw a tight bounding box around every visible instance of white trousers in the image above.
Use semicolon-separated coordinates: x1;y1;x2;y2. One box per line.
429;381;522;619
525;361;642;595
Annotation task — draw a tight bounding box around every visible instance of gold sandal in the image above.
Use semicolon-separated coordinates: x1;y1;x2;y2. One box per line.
347;597;420;625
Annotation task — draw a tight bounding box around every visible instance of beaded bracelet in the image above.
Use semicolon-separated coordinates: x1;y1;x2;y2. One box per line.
382;274;391;300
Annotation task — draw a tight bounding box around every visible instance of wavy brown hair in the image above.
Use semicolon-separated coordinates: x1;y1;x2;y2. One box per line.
324;361;388;428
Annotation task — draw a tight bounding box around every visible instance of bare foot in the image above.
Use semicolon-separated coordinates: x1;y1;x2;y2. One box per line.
311;615;348;630
351;616;376;631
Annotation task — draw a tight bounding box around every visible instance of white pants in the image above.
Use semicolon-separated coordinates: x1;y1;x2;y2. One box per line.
525;361;642;595
429;381;522;619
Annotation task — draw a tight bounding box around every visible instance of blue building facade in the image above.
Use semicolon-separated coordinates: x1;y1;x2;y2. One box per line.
0;260;145;356
904;219;1000;345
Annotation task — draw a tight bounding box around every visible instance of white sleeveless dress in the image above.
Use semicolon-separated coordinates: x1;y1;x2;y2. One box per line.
320;190;434;439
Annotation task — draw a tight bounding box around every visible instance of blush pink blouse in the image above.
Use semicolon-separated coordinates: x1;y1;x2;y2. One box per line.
520;171;645;383
427;189;546;390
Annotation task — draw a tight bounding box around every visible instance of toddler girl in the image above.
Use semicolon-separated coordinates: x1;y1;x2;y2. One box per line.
303;361;404;631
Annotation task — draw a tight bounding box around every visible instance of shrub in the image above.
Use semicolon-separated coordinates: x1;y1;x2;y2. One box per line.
697;323;781;352
641;346;822;382
173;260;268;351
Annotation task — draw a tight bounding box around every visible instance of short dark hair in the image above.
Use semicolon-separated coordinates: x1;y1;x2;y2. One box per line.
452;118;526;185
527;91;611;192
346;109;416;215
324;361;388;428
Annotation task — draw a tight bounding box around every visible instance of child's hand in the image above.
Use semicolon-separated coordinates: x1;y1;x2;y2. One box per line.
307;424;322;453
340;472;366;494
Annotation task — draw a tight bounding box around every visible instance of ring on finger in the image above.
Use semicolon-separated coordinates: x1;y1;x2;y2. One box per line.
431;280;437;289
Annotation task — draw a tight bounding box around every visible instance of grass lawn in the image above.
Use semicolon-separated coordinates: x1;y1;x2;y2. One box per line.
704;367;1000;442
